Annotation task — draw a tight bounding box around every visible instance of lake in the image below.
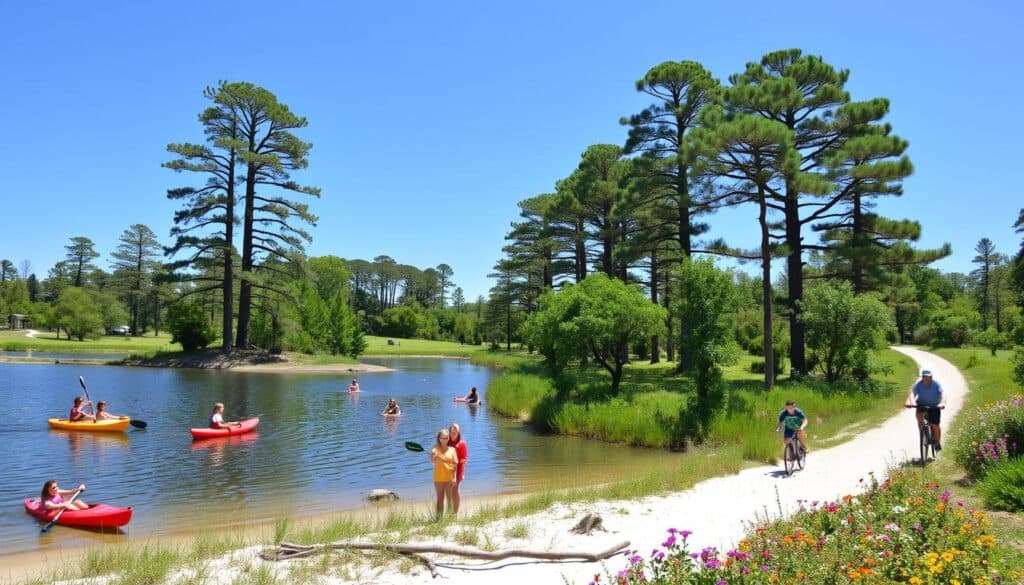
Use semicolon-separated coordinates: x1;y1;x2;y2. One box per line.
0;359;681;558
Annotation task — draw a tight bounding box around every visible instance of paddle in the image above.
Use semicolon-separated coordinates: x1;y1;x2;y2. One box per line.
41;487;83;533
404;441;425;452
78;376;147;428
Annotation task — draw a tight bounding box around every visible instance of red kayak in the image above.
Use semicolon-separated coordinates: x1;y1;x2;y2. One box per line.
25;498;133;529
190;417;260;440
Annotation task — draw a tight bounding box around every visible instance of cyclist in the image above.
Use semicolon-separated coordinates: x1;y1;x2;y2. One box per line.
775;400;808;454
906;369;946;451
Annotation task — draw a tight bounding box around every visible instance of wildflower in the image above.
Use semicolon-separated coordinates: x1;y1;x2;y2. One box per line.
909;578;923;585
883;522;900;532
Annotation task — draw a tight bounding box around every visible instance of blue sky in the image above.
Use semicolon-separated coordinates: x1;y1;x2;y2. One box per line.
1;1;1021;300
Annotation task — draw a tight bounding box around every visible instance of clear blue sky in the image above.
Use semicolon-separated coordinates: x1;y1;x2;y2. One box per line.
2;1;1021;300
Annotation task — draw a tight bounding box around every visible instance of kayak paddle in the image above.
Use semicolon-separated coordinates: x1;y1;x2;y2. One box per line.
41;487;83;533
78;376;147;428
404;441;425;452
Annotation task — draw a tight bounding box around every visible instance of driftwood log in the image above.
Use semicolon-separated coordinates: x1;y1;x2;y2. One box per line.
260;540;631;565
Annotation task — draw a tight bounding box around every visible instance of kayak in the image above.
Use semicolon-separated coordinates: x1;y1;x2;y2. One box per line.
24;498;133;529
48;418;130;432
190;417;260;440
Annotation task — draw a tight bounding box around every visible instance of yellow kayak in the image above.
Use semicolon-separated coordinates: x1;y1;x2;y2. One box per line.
48;418;130;432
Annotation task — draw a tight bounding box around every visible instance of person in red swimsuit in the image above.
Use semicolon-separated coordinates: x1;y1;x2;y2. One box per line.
69;396;94;422
449;422;468;515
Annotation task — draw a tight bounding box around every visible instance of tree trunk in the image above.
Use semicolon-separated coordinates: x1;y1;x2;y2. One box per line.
222;144;236;351
785;191;806;376
851;193;864;294
235;161;256;349
650;249;660;364
758;181;775;390
575;219;587;282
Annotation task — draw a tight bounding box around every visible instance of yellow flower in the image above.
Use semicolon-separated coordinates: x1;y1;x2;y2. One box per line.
976;534;996;548
935;503;945;513
909;577;923;585
929;561;945;574
941;551;955;563
952;580;962;585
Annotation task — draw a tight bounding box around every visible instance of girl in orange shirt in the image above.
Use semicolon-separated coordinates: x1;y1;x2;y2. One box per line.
430;428;457;516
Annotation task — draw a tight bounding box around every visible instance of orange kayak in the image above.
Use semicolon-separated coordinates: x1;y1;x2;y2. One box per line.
48;418;130;432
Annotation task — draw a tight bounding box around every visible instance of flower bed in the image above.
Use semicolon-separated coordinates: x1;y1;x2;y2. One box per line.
602;470;1005;584
952;395;1024;479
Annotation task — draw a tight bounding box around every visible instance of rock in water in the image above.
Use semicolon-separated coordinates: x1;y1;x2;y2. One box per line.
367;489;399;502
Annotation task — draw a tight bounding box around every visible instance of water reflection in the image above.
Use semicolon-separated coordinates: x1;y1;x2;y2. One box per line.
0;359;683;558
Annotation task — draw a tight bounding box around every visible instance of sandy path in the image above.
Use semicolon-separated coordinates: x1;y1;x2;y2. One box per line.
46;348;964;585
24;329;38;338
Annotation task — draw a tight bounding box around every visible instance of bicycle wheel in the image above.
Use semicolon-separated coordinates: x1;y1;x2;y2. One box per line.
919;425;930;466
796;438;806;471
784;442;796;476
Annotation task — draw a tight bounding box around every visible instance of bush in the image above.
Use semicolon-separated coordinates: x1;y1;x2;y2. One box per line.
951;395;1024;479
167;303;215;352
801;281;893;382
975;328;1008;356
1013;346;1024;389
977;458;1024;512
606;471;1003;585
749;358;786;375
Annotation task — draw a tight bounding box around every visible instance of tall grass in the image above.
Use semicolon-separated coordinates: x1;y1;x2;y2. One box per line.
488;349;917;461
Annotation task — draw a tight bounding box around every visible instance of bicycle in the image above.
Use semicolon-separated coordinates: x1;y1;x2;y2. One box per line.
780;428;806;476
906;405;944;466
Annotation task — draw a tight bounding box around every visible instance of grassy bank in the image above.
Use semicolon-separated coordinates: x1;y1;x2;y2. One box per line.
489;349;917;461
0;330;180;355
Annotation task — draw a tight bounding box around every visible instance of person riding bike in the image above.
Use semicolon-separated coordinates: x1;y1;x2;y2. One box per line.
775;400;808;454
906;369;946;451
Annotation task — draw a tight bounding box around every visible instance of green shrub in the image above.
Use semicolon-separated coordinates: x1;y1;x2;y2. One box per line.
749;358;786;375
1013;346;1024;388
167;302;215;352
951;395;1024;478
977;458;1024;512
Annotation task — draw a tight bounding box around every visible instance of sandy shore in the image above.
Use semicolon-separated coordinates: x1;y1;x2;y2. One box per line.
40;347;964;585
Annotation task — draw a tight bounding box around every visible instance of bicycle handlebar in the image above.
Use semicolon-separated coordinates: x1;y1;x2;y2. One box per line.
905;405;945;409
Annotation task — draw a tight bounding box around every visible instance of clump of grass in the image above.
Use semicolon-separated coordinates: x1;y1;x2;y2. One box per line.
487;372;556;420
504;521;530;539
453;527;480;546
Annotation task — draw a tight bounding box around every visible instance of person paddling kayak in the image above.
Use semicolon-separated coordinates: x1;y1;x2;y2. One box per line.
69;396;94;422
209;403;241;429
41;480;89;512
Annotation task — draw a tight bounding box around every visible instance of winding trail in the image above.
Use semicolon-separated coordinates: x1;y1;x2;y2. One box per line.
309;347;967;585
24;329;38;338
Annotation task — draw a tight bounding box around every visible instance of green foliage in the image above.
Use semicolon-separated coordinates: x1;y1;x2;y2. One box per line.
951;395;1024;479
673;258;738;436
609;470;1003;584
485;373;556;420
52;287;103;341
978;458;1024;512
974;328;1008;356
380;306;422;338
1012;346;1024;388
801;281;892;382
289;283;364;358
94;290;129;330
167;302;215;352
927;294;981;347
523;273;666;391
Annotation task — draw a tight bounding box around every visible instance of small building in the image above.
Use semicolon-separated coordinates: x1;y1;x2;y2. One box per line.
8;314;30;330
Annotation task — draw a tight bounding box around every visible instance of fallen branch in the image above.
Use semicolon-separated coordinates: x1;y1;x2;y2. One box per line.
260;540;631;564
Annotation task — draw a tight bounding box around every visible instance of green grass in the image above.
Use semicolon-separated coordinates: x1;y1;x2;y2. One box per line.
0;329;180;356
360;335;494;357
488;349;917;460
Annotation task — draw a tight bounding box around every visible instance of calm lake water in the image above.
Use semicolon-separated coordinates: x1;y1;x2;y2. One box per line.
0;359;681;558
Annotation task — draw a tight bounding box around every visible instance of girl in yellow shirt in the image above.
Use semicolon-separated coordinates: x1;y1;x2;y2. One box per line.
430;428;457;516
